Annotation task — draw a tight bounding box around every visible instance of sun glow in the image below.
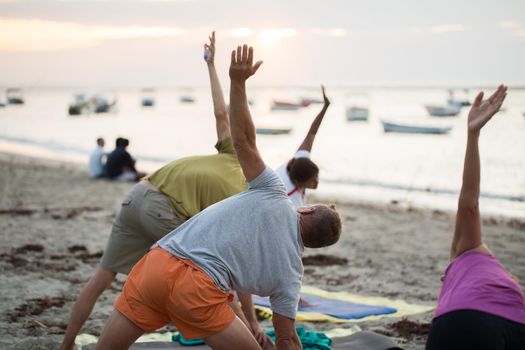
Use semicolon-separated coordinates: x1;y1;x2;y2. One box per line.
259;28;296;45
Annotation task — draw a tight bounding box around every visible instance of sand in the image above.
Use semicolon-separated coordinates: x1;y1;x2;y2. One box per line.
0;151;524;350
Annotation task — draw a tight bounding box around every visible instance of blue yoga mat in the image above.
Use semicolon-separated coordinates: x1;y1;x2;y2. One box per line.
253;293;397;320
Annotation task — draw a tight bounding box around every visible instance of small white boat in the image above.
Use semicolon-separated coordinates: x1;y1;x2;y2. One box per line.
256;127;292;135
381;120;452;135
141;88;156;107
346;106;369;121
180;96;195;103
271;100;303;111
425;104;461;117
6;88;24;105
447;89;471;107
68;94;117;115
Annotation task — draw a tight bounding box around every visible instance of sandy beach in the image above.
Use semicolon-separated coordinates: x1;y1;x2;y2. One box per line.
1;151;524;350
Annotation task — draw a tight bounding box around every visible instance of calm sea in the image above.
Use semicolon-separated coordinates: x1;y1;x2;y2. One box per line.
0;86;524;218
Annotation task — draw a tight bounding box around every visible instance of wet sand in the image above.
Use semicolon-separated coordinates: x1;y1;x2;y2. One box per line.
1;152;524;350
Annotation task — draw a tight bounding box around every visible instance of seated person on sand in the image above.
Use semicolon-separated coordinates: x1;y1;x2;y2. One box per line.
275;86;330;207
88;137;106;178
103;137;146;182
426;85;525;350
92;45;342;350
60;32;251;350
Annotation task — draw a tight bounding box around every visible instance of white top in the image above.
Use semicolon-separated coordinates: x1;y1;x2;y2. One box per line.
88;146;105;177
275;150;311;208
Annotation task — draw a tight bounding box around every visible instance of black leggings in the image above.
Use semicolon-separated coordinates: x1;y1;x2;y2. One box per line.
426;310;525;350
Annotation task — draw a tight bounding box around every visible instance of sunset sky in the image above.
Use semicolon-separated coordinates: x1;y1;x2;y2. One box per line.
0;0;524;87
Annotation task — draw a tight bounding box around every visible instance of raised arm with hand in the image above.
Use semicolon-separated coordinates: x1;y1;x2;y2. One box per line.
204;31;230;141
450;85;507;260
229;44;265;181
297;85;330;152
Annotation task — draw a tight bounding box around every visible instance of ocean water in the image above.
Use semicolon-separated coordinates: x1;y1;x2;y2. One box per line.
0;86;524;218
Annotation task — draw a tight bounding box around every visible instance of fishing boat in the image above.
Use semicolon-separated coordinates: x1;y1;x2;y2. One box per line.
381;120;452;135
180;96;195;103
68;94;117;116
346;106;369;121
271;100;303;111
6;88;24;105
425;104;461;117
345;93;370;121
447;89;471;107
141;88;156;107
256;127;292;135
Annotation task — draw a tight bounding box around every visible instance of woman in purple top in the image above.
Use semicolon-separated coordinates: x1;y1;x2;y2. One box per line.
426;85;525;350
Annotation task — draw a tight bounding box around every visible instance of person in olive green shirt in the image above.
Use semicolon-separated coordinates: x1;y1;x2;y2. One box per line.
60;32;246;350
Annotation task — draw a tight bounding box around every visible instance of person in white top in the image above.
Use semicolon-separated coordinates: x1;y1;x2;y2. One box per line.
88;137;106;178
275;86;330;207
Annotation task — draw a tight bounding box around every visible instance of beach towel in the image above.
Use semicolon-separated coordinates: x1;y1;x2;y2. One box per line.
172;326;332;349
255;285;434;323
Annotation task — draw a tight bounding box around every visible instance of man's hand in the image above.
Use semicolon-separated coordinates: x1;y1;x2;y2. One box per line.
321;85;330;106
204;31;216;64
467;85;507;135
229;44;263;82
250;323;275;350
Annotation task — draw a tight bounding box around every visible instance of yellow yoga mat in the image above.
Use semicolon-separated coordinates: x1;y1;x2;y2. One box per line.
255;285;434;323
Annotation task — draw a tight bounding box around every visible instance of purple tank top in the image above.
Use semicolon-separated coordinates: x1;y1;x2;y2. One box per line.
435;251;525;324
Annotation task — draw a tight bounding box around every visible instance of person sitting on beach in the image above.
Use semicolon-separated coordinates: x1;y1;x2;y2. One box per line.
103;137;146;182
426;85;525;350
59;32;252;350
88;137;106;178
92;44;342;350
275;86;330;207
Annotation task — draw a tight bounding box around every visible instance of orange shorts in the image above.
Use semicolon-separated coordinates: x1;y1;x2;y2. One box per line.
115;247;235;339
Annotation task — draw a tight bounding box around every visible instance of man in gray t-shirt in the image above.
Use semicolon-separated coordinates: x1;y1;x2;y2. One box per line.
94;45;342;350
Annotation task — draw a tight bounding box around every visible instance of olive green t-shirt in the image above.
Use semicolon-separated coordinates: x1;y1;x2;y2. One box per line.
146;137;247;220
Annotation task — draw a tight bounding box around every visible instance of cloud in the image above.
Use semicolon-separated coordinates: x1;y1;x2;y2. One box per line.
499;20;521;29
311;28;347;37
0;18;185;51
430;24;465;34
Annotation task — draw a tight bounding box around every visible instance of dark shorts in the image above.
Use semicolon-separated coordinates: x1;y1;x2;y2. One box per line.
426;310;525;350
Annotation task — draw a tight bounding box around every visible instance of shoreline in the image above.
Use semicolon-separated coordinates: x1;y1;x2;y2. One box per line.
0;151;524;350
1;146;524;222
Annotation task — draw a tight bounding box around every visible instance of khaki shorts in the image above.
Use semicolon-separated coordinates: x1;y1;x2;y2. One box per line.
100;182;185;274
115;248;235;338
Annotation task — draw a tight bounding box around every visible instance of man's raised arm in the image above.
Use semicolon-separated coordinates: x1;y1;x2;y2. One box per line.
204;31;230;141
450;85;507;260
229;44;265;181
297;85;330;152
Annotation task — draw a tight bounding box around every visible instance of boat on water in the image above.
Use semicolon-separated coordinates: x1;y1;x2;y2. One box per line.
425;104;461;117
256;127;292;135
180;96;195;103
345;93;370;121
68;94;117;116
299;97;323;106
447;89;471;107
6;88;24;105
346;106;369;121
381;120;452;135
271;100;303;111
141;88;156;107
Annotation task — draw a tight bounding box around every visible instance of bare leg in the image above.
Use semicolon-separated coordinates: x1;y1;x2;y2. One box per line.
204;317;262;350
59;267;116;350
94;310;144;350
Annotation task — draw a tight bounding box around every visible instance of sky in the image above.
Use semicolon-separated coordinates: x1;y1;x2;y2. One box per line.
0;0;524;87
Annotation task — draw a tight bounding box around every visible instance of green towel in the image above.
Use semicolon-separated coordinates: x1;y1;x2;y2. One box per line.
172;326;332;349
266;327;332;350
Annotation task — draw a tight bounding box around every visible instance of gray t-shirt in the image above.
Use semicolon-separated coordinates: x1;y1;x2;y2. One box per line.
158;166;303;319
